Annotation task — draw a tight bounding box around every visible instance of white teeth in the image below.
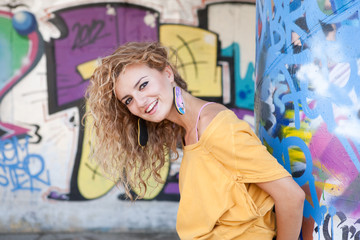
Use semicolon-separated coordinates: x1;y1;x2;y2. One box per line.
146;100;157;113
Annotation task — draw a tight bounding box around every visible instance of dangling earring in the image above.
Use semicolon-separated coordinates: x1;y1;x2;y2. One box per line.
173;86;185;115
137;118;148;147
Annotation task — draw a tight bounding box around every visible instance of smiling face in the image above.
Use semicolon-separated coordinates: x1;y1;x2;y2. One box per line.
115;63;175;122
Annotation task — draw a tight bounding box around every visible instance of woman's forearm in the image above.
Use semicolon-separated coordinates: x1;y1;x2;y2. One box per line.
274;192;304;240
256;177;305;240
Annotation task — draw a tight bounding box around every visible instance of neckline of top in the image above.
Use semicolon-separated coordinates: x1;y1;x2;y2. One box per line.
183;109;231;151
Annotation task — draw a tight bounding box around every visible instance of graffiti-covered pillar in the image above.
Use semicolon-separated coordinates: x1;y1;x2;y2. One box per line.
255;0;360;239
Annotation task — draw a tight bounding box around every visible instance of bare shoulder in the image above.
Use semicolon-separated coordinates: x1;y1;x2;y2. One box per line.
204;103;228;119
197;103;228;137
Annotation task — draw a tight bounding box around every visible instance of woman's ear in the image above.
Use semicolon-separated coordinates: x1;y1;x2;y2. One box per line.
164;65;175;83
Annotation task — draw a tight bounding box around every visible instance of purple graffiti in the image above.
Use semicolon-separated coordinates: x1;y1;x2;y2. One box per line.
48;4;159;109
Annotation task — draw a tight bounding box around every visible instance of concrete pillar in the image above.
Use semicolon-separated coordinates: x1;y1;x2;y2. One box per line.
255;0;360;239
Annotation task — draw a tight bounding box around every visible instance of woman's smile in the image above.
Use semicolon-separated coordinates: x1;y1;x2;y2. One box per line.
145;99;158;114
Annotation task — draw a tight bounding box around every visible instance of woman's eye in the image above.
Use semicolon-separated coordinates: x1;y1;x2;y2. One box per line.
124;97;132;105
139;81;148;90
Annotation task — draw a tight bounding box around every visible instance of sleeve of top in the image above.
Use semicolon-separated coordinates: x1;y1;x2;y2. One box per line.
204;112;291;183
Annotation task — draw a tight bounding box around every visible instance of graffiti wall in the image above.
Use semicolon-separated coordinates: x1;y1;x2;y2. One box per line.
0;0;256;232
255;0;360;239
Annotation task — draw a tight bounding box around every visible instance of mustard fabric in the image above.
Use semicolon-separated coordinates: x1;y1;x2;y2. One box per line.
177;110;291;240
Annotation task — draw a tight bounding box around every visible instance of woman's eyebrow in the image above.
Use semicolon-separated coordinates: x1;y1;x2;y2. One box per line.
133;76;147;89
120;76;147;102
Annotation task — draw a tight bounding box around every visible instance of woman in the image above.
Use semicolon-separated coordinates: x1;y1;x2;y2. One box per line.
85;41;305;240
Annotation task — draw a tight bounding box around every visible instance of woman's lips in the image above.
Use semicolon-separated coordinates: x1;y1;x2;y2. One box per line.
145;100;158;114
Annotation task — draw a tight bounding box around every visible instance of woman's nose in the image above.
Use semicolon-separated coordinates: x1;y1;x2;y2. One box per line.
134;93;147;109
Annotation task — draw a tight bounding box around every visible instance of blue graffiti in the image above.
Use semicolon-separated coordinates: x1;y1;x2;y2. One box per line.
279;64;337;131
259;125;327;227
222;42;255;110
256;0;360;237
0;136;50;192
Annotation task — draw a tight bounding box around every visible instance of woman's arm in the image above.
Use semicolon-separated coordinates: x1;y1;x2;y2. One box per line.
256;177;305;240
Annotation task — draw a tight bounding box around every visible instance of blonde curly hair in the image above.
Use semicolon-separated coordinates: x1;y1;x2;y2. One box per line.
84;42;187;200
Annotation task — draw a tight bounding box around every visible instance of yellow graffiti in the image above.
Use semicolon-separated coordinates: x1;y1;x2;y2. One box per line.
78;103;115;199
76;59;98;80
131;155;170;200
160;24;222;97
76;61;114;199
314;181;342;196
281;110;313;165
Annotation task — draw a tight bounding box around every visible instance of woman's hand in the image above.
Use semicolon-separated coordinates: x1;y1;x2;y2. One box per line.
256;177;305;240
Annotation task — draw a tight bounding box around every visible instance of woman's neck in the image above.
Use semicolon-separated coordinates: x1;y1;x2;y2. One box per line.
166;90;207;134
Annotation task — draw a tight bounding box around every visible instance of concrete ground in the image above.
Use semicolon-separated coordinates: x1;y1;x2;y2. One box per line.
0;232;180;240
